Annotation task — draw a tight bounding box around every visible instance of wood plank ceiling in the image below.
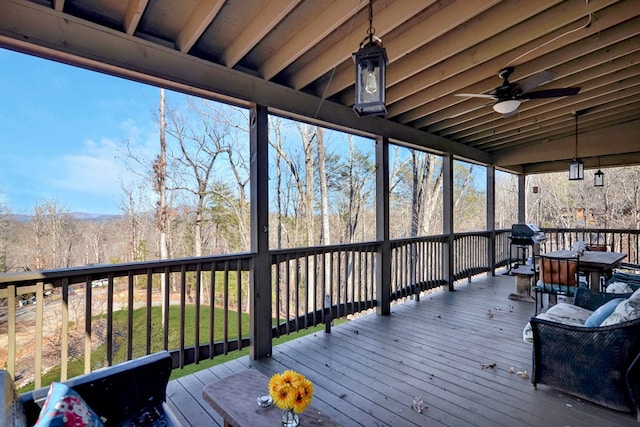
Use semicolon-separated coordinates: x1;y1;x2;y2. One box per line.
1;0;639;175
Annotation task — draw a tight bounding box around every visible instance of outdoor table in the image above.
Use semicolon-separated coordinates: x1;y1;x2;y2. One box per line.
203;369;341;427
543;250;626;290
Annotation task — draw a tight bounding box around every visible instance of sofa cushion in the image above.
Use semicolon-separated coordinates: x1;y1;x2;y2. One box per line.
522;303;593;343
584;298;624;327
35;382;104;427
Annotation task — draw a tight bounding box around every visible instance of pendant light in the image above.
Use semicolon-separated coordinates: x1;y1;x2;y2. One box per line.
594;157;604;187
569;111;584;180
353;0;388;117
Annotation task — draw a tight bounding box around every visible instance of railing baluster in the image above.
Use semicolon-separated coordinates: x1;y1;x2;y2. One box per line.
107;274;114;366
223;260;229;354
146;268;153;355
162;267;170;351
236;260;242;350
7;284;16;379
61;279;69;381
285;256;291;335
34;282;43;388
179;264;186;368
194;262;202;363
209;261;216;357
127;272;134;361
84;275;92;374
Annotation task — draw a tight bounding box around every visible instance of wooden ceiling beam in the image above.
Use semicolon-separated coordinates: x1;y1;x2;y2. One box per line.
324;0;501;98
452;65;640;142
393;0;634;124
292;0;436;90
260;0;361;81
435;50;640;140
477;98;640;151
222;0;301;68
176;0;224;53
124;0;149;36
494;119;640;171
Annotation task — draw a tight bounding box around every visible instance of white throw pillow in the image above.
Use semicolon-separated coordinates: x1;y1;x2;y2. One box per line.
606;282;634;294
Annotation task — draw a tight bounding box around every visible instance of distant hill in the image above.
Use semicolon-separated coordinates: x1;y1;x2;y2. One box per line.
4;213;122;222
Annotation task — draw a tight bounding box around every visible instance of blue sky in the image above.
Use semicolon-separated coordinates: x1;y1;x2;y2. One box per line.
0;48;161;215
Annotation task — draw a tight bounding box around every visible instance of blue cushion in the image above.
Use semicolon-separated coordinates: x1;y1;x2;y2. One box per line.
35;382;105;427
584;298;625;327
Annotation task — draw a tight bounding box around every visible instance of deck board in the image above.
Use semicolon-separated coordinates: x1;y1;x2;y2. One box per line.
166;272;639;426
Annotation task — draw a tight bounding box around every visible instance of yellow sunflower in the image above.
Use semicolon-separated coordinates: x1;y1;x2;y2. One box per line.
291;376;314;413
267;371;313;413
269;373;292;409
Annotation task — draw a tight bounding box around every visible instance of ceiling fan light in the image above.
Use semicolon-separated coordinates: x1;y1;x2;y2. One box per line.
493;99;520;114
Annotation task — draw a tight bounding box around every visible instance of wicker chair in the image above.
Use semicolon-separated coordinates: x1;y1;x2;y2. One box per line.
530;288;640;418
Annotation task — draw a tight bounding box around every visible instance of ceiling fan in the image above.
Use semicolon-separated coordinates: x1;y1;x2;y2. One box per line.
455;66;581;115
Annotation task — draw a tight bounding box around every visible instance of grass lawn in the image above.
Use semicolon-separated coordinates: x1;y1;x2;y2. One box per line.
19;304;346;392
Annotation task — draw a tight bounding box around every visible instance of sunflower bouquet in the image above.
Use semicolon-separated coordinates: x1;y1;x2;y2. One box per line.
268;370;314;414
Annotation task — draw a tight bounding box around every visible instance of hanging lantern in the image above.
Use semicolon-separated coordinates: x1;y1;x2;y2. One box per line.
594;169;604;187
569;158;584;180
568;111;584;181
353;1;388;117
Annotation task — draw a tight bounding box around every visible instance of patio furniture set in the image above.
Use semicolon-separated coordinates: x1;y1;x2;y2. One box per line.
523;249;640;420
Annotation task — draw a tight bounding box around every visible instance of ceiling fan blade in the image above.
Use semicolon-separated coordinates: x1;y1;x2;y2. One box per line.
454;93;495;99
518;87;581;99
448;103;490;119
515;70;557;94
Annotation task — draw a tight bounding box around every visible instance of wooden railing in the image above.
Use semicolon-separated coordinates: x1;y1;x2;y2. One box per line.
0;254;255;389
541;228;640;264
270;242;379;337
390;235;447;299
2;227;632;390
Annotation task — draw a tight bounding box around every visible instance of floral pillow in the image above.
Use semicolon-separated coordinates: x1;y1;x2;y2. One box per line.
35;382;105;427
600;295;640;326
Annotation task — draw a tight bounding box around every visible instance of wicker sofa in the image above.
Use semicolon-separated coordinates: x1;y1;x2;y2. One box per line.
527;288;640;418
17;351;181;426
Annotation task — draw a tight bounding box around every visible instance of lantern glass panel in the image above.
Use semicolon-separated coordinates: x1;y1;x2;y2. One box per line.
569;159;584;180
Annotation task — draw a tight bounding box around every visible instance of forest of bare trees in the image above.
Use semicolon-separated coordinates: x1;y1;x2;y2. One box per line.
1;91;639;274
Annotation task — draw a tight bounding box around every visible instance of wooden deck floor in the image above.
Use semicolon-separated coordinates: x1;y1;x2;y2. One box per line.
165;272;639;426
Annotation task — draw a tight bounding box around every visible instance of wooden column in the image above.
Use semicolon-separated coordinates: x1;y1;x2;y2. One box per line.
517;174;526;224
443;154;455;291
249;105;272;360
376;136;391;315
487;166;496;275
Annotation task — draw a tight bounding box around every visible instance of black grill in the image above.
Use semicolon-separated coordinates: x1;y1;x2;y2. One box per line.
510;223;547;245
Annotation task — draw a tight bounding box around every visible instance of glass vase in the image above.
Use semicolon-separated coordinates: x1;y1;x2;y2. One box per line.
281;408;300;427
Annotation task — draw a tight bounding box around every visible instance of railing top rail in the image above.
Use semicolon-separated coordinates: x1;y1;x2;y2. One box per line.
390;234;448;246
0;253;255;287
542;227;640;234
270;241;380;257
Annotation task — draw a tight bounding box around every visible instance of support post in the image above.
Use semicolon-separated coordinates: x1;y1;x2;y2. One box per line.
443;154;455;291
376;136;391;315
487;166;496;276
518;174;526;224
250;105;272;359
